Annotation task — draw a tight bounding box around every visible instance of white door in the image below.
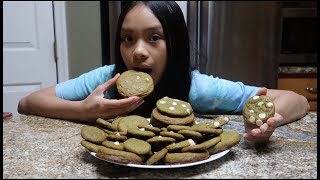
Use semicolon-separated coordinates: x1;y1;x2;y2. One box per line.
3;1;57;115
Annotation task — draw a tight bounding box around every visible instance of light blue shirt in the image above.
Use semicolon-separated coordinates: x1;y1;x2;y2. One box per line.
56;64;260;114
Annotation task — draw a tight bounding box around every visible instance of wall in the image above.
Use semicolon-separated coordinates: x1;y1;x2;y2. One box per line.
65;1;102;79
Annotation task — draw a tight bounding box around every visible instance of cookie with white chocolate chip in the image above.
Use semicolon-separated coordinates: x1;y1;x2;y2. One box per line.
116;70;154;98
156;96;193;117
243;95;275;126
150;108;195;128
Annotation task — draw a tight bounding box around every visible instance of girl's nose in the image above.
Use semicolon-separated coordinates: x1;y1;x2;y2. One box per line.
133;40;148;63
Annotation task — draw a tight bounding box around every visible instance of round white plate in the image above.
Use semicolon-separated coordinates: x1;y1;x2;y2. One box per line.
90;149;230;169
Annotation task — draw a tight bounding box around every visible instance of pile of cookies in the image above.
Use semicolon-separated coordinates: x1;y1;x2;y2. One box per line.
80;97;241;165
150;97;195;128
80;71;242;165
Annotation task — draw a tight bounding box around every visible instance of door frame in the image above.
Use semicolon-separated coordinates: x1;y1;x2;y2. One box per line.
53;1;69;83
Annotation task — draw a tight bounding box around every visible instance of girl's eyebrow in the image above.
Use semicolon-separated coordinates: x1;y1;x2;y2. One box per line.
121;25;163;33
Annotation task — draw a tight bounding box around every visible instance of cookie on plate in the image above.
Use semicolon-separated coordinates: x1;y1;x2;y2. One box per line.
181;136;221;152
160;131;185;141
117;115;150;133
116;70;154;98
243;95;275;126
102;140;124;151
123;138;152;155
127;127;155;139
146;135;176;152
166;139;195;151
156;96;193;117
207;130;241;155
145;148;168;165
163;151;210;165
96;146;144;164
192;116;230;129
81;125;107;144
150;108;195;128
80;140;102;153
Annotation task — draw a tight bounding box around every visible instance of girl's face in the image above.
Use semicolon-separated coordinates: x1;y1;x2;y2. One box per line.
120;4;167;85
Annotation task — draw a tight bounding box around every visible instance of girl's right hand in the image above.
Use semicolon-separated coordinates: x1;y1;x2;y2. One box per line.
80;73;144;121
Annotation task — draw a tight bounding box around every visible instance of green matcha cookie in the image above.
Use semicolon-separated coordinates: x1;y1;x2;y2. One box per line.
177;129;204;139
145;148;168;165
81;125;107;144
137;124;161;134
160;131;185;141
102;140;124;151
163;151;210;165
80;140;102;153
181;136;221;152
150;108;195;128
243;95;275;126
117;115;150;133
96;146;144;164
96;118;117;131
192;116;230;129
156;96;193;117
106;133;128;142
127;127;155;139
123;138;152;155
147;135;176;152
208;130;241;155
166;139;195;151
116;70;154;98
167;125;193;131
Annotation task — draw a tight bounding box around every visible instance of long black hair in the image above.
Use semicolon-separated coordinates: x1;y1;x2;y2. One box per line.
112;1;192;117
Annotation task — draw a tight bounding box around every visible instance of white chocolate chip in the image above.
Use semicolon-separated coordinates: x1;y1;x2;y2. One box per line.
115;133;120;136
181;104;187;108
253;96;260;100
146;78;149;81
186;109;190;114
257;102;264;106
266;102;274;108
172;102;177;106
170;131;174;133
114;141;120;145
159;100;166;104
249;116;256;123
158;136;162;138
258;113;266;119
214;121;220;127
224;116;229;122
139;128;145;131
188;139;196;146
249;110;254;113
256;119;263;126
136;76;140;79
169;107;175;110
164;96;168;98
174;99;180;101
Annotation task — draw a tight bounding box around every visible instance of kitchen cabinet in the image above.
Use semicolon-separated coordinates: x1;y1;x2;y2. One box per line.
278;73;317;111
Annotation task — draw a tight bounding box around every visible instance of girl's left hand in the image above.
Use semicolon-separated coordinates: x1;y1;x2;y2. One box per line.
243;112;283;142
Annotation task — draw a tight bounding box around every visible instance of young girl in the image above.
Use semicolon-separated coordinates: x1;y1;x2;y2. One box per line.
18;1;309;142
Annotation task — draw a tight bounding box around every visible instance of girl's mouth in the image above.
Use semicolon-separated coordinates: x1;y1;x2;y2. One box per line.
134;67;152;74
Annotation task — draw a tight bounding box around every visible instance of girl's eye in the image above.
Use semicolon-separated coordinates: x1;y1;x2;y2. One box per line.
150;34;161;42
122;36;133;42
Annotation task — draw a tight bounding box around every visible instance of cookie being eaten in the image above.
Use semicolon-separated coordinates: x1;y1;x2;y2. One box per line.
116;70;154;98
